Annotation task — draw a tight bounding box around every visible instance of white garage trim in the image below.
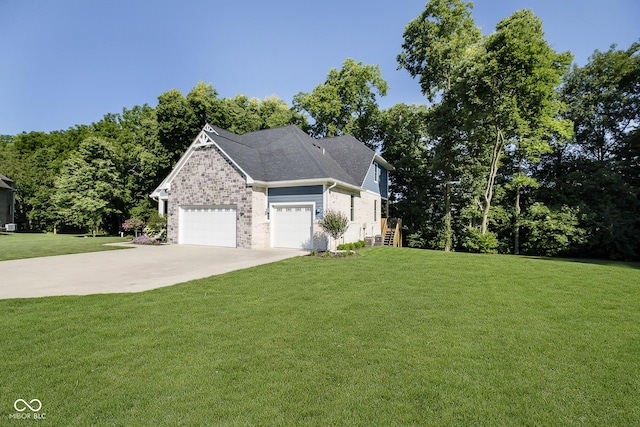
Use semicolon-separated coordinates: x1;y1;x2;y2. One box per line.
179;205;237;247
270;203;314;249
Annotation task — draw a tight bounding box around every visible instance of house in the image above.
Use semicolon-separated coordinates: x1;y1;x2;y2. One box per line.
0;173;16;228
151;124;393;250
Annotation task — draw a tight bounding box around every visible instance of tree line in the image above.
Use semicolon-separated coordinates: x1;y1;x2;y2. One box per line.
0;0;637;260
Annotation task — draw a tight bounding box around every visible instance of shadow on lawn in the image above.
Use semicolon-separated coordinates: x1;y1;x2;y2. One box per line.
73;234;122;238
531;255;640;270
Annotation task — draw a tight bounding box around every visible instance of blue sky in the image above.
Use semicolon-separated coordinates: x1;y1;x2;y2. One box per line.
1;0;638;135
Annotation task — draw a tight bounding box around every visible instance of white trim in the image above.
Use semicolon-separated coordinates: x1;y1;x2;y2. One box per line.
203;123;218;134
374;153;394;171
192;130;215;147
150;124;254;199
268;201;317;222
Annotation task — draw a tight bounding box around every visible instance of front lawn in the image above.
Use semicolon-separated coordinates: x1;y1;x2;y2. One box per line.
1;248;638;425
0;232;130;261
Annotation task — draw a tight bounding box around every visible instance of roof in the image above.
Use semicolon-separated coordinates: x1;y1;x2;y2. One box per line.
152;124;392;197
207;125;359;185
0;173;14;190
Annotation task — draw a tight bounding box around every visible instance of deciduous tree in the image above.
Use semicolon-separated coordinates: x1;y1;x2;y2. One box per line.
53;137;123;236
455;10;572;236
293;58;388;148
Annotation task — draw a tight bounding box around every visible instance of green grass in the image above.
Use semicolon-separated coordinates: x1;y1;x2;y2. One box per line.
0;232;130;260
1;247;639;425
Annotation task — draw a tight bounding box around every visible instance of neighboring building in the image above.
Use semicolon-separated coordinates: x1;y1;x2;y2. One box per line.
0;173;16;227
151;124;392;250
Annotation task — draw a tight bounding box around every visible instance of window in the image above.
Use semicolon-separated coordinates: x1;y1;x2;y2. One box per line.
374;200;377;221
374;163;379;183
350;195;355;221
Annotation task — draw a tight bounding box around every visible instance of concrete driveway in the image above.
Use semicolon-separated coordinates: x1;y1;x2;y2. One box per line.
0;244;307;299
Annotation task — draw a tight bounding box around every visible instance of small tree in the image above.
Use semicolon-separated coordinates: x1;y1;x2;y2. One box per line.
122;217;145;237
319;209;349;251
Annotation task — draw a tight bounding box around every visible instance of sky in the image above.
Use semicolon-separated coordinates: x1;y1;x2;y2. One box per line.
0;0;638;135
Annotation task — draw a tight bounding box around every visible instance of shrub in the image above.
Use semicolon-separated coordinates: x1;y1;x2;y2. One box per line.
462;227;499;254
337;240;366;251
145;212;167;241
521;203;586;257
319;210;349;241
131;235;161;245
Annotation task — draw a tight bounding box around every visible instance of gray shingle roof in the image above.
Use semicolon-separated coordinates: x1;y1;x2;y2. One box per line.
0;173;13;190
205;125;374;186
151;124;391;199
314;135;376;187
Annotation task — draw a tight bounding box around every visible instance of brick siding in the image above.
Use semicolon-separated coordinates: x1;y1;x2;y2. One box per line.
167;145;253;248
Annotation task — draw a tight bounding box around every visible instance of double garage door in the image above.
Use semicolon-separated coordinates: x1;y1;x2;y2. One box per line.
179;206;236;247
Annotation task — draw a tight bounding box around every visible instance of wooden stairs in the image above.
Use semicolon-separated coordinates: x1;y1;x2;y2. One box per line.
379;218;402;247
383;229;396;246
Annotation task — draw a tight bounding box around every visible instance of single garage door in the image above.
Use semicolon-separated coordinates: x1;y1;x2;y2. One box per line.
271;204;314;249
179;206;236;247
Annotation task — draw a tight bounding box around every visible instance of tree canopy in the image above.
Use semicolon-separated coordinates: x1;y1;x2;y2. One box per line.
293;58;388;148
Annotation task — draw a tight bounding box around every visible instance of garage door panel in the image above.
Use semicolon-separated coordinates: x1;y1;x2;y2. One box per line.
180;206;236;247
272;205;313;249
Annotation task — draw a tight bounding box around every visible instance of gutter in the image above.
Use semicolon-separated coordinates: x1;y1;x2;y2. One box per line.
251;178;360;193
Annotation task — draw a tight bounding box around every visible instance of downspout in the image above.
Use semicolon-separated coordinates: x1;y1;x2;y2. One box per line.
150;194;160;215
326;181;337;213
